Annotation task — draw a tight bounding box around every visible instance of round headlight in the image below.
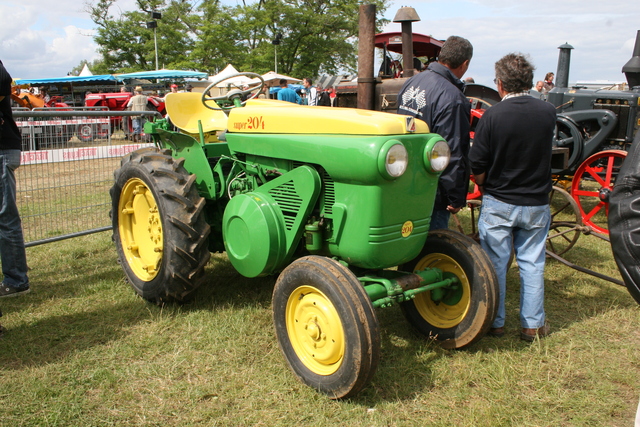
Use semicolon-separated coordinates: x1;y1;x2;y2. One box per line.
427;139;450;173
385;143;408;178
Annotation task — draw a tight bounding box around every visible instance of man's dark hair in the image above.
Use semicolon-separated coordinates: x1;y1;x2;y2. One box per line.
495;53;535;94
438;36;473;69
303;77;312;85
279;79;288;87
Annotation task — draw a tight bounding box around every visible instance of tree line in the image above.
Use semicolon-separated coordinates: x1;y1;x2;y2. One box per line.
81;0;390;78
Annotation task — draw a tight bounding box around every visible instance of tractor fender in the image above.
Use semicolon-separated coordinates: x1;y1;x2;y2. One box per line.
155;129;220;200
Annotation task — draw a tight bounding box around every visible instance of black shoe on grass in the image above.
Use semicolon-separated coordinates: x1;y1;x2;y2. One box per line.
0;283;30;298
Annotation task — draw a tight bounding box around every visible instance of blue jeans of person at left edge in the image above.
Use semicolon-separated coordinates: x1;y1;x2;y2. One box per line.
0;150;29;288
478;194;550;330
132;117;146;136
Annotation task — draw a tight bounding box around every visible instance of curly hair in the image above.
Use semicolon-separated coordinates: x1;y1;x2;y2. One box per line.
438;36;473;69
495;53;535;94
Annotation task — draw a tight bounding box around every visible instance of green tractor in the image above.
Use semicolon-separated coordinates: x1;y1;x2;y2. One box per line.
110;72;499;398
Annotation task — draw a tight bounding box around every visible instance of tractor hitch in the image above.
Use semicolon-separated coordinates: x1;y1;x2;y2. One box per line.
361;269;460;308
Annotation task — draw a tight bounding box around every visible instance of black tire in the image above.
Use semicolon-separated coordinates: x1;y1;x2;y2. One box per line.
553;115;584;173
76;123;95;142
272;256;380;399
399;229;498;349
110;147;211;304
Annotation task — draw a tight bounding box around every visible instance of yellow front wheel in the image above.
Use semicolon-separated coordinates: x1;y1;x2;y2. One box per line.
273;256;380;399
400;229;498;349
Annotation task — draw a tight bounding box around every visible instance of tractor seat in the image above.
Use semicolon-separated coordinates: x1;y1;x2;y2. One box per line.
165;92;228;134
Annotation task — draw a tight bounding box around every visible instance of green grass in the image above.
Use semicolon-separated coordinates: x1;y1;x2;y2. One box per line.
0;222;638;426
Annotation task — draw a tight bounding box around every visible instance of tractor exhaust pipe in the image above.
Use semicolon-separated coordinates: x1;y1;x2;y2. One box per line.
622;30;640;89
555;42;574;89
393;7;421;79
357;4;376;110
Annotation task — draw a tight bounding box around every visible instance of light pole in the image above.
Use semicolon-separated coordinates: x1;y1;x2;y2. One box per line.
272;32;282;73
146;12;162;70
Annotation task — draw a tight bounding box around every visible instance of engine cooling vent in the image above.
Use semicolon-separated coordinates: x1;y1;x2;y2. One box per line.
321;169;335;216
268;181;302;231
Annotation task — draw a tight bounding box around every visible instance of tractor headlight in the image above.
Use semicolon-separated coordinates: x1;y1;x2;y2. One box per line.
378;140;408;180
424;138;450;173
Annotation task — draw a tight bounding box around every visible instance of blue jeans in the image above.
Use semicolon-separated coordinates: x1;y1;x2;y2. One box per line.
0;150;29;288
131;117;146;136
478;194;550;329
430;208;451;230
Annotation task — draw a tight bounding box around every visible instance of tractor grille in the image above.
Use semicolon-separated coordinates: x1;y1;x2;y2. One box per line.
291;162;334;216
321;169;335;216
268;181;302;231
594;99;630;142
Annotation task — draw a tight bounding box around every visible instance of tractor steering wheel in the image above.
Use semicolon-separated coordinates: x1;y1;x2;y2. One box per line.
201;72;265;111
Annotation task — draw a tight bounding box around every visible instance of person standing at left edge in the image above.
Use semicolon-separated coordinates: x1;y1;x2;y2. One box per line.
0;59;30;299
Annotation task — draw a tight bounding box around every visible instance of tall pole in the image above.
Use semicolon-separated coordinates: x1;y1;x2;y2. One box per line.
154;27;159;71
357;4;376;110
275;45;278;74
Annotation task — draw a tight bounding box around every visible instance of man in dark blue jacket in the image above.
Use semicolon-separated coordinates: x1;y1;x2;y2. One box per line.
397;36;473;230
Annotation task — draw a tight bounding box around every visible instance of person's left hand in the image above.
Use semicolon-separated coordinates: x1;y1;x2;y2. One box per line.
447;205;461;214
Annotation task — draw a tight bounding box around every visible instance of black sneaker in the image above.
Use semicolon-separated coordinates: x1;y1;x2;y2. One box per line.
0;283;30;298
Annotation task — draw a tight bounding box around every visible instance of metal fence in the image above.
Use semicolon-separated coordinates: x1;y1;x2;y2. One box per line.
12;109;160;247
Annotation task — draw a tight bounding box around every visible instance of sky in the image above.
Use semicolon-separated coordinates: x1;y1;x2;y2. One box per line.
1;0;640;87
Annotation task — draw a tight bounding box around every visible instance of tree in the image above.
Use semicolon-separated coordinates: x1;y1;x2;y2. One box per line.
86;0;196;72
86;0;391;77
69;59;107;76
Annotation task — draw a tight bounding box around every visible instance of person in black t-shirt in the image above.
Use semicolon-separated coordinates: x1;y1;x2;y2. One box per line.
0;59;30;299
469;53;556;342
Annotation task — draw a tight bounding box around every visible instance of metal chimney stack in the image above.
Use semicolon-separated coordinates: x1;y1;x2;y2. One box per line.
393;7;421;78
622;30;640;89
555;43;574;89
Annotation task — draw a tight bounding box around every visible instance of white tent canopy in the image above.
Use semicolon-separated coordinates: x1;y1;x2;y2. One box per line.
249;71;301;87
209;64;256;87
79;64;93;76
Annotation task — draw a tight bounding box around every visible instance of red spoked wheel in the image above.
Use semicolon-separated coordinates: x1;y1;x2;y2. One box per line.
570;150;627;235
467;176;481;201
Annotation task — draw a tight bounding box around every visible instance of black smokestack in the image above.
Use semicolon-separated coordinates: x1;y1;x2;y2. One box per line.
622;30;640;88
555;43;573;89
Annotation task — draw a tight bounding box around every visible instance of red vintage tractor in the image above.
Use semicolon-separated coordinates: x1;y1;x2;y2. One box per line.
83;91;166;142
10;89;76;149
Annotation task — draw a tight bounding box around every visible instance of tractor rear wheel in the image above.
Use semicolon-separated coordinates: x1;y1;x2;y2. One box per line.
571;149;627;234
272;256;380;399
110;147;211;304
547;185;582;255
399;229;498;349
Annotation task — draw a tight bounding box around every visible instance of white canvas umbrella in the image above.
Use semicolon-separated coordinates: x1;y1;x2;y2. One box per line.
210;64;255;87
249;71;302;87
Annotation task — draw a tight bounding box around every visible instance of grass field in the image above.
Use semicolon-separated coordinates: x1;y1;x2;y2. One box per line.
0;206;638;426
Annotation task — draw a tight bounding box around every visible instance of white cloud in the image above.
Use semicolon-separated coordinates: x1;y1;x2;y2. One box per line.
383;1;640;86
0;2;99;78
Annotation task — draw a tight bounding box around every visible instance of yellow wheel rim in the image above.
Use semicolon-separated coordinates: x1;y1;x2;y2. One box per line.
413;253;470;328
285;285;345;376
118;178;163;281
